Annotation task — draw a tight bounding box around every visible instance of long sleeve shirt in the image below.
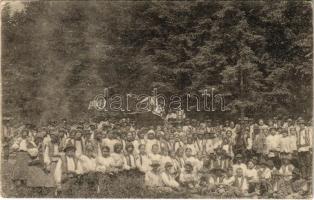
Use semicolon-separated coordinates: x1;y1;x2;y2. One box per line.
148;153;162;163
161;172;179;188
297;128;311;152
136;154;151;172
266;134;281;154
258;167;272;180
54;156;83;189
179;171;197;185
96;156;114;172
185;156;203;173
123;154;136;170
245;168;258;181
78;155;96;173
233;176;248;193
288;135;297;152
279;136;292;153
43;143;62;165
145;171;163;187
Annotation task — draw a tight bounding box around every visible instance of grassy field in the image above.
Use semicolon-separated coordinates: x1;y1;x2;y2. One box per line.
1;159;196;198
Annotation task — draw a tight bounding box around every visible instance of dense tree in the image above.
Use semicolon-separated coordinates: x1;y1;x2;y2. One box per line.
1;1;312;124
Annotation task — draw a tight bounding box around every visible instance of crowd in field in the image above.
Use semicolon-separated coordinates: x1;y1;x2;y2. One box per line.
2;116;313;198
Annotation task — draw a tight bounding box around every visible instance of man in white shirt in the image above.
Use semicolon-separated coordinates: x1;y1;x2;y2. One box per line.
222;168;235;186
245;160;258;183
185;147;203;173
136;144;152;173
77;144;96;173
104;131;120;153
146;132;159;155
232;154;247;176
123;143;136;170
204;133;216;154
145;161;163;188
265;127;280;154
258;119;269;131
133;131;146;155
160;162;180;190
96;146;114;172
148;144;162;164
185;137;198;156
279;129;292;153
233;168;249;194
297;120;311;179
257;159;272;180
179;162;198;188
54;143;83;195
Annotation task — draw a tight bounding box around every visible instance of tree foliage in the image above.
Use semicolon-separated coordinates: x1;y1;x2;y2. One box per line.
2;1;312;124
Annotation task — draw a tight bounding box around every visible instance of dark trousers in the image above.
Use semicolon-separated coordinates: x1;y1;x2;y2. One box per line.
269;156;281;170
298;151;312;180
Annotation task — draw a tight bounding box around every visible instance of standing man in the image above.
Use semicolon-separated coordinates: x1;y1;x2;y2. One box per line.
296;120;311;179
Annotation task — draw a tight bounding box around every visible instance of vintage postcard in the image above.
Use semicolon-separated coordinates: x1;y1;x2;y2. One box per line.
1;0;313;198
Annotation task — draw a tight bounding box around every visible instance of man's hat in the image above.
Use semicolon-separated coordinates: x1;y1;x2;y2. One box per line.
85;143;95;152
209;152;216;158
210;168;226;176
207;132;216;139
36;131;45;138
214;147;223;154
235;154;243;158
280;152;291;160
150;160;160;167
267;160;274;168
184;161;193;168
269;127;276;131
292;168;300;175
164;162;173;168
272;169;280;176
259;159;268;166
63;142;76;152
299;119;305;124
77;125;84;130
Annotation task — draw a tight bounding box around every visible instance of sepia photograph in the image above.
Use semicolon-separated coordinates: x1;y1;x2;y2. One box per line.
1;0;313;198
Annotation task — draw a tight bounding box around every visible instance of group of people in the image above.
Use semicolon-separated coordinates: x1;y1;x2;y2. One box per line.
2;116;313;198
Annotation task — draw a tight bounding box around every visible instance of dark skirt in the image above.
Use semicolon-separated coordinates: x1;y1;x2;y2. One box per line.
26;165;55;188
12;151;30;181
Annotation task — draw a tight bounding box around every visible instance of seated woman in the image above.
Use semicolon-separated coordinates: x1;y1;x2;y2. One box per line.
78;144;97;173
145;161;163;188
161;162;180;191
175;147;186;170
179;162;198;189
96;146;114;172
26;143;56;195
184;147;203;173
148;144;162;164
136;144;151;173
12;129;32;186
77;144;98;194
274;168;310;198
278;157;294;181
110;143;125;171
